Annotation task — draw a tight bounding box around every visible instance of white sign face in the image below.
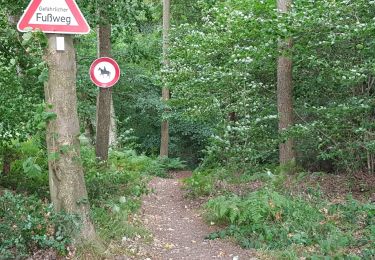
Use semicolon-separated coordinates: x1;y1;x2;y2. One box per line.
29;0;78;26
92;62;117;84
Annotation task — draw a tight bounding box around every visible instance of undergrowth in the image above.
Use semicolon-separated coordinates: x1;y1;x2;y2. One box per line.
0;138;49;198
80;147;153;249
0;191;78;259
0;139;182;258
183;167;234;197
184;168;375;259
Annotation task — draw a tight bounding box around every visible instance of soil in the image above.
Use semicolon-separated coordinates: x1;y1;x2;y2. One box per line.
141;171;257;260
285;171;375;202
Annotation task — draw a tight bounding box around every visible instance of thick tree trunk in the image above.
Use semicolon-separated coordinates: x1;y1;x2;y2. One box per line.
95;22;113;161
277;0;295;166
44;35;96;241
160;0;171;158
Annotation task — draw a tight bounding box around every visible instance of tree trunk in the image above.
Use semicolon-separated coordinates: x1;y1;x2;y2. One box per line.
95;88;111;161
160;0;171;158
84;118;95;144
365;133;374;174
277;0;295;166
8;14;23;76
2;151;11;175
44;35;96;241
7;14;19;26
95;21;113;161
109;98;117;146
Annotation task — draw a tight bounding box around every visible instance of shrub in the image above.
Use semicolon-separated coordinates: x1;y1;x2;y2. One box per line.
0;191;77;259
157;156;186;171
81;148;150;206
183;171;215;197
81;147;154;249
0;138;49;198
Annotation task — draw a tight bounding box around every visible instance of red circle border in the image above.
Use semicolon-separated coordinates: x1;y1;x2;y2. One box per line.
90;57;121;88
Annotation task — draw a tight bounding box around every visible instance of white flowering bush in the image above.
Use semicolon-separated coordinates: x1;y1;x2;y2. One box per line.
169;0;375;173
167;0;279;169
291;0;375;172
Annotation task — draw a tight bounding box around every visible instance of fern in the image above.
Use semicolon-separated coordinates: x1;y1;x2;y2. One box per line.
205;188;374;258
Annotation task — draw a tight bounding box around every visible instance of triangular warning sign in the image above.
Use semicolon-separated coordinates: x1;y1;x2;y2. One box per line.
17;0;90;34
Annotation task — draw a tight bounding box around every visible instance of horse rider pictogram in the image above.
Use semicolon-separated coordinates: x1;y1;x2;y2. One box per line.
98;66;111;78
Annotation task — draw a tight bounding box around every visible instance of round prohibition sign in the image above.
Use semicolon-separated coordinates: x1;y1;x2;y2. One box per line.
90;57;121;88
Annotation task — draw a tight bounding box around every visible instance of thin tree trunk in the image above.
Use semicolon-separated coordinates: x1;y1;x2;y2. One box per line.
365;133;374;174
7;14;19;26
8;14;23;76
109;98;117;146
84;118;95;144
160;0;171;158
95;21;112;161
2;151;11;175
44;35;96;241
277;0;295;166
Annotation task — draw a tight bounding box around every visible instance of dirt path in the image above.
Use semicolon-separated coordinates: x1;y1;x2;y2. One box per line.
141;172;257;260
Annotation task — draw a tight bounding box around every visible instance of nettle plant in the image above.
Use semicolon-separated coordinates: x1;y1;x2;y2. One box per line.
169;0;375;173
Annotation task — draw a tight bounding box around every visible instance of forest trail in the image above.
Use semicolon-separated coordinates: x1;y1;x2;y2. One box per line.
141;171;257;260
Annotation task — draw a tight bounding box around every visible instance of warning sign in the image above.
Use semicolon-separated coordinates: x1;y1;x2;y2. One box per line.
17;0;90;34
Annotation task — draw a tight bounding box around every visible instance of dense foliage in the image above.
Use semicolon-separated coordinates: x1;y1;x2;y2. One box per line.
0;138;178;257
169;0;375;174
0;10;45;165
1;0;375;258
174;0;375;258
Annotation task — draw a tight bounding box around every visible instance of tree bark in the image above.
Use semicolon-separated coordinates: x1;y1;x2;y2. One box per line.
109;98;117;146
7;14;19;26
95;21;113;161
277;0;295;166
2;151;11;175
160;0;171;158
44;35;96;241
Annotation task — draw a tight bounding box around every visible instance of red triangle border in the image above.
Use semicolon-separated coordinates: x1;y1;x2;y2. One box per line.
17;0;90;34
